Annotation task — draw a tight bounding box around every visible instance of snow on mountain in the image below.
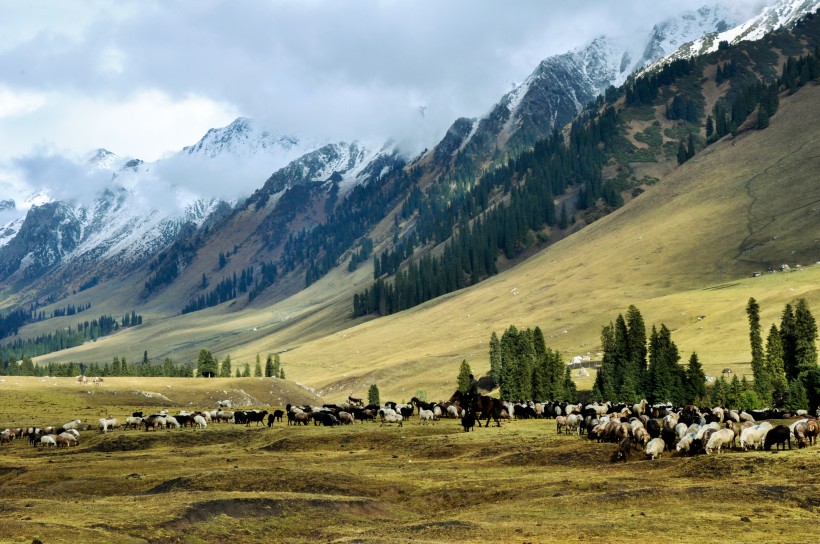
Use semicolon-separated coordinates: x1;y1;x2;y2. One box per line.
459;3;749;154
647;0;820;69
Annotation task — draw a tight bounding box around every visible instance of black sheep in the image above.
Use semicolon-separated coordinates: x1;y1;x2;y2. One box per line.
612;437;631;462
461;409;476;432
764;424;791;450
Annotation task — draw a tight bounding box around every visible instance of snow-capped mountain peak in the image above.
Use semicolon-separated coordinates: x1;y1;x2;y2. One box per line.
647;0;820;69
183;116;304;159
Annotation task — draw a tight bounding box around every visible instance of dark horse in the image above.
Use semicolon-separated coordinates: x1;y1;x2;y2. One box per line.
449;390;502;427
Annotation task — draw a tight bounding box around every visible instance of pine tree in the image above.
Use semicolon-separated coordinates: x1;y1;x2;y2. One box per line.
143;350;149;365
793;298;818;375
112;356;122;376
273;354;282;377
254;356;262;377
686;133;696;159
197;349;217;377
279;367;285;379
242;363;251;377
711;375;728;406
677;141;688;165
264;354;274;378
685;352;707;404
219;355;232;378
781;303;798;380
626;305;648;396
457;360;472;393
765;324;788;407
489;331;502;387
563;366;578;402
786;378;808;410
558;202;568;230
728;374;742;409
235;368;241;378
757;105;769;129
746;297;770;404
368;383;380;406
705;115;714;138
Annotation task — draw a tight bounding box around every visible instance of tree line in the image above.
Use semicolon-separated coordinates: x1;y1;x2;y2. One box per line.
486;325;577;403
0;313;143;363
195;349;285;379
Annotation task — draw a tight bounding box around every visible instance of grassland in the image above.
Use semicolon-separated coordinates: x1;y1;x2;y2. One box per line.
1;377;819;544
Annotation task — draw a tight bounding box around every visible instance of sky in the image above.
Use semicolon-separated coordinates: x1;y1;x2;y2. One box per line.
0;0;772;211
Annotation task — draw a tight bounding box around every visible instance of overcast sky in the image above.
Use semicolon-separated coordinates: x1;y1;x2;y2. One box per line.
0;0;771;208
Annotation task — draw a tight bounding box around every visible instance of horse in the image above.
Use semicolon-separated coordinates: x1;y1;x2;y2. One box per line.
449;390;502;428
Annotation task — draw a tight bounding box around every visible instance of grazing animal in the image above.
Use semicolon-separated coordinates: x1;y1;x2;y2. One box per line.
764;425;791;450
193;415;208;429
461;409;476;432
613;437;632;462
705;429;735;454
645;438;665;460
98;418;121;434
379;410;403;427
418;408;435;424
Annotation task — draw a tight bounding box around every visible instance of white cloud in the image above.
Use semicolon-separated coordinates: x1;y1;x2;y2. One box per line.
0;0;777;199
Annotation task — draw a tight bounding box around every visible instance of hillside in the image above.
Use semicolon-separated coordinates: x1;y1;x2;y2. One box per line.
32;81;820;401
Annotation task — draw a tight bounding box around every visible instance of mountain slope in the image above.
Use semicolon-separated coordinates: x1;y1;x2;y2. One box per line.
31;82;820;400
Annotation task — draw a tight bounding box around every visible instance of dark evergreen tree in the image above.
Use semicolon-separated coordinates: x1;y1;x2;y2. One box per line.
563;366;578;402
264;353;274;378
685;352;707;404
254;355;263;377
368;383;380;406
786;377;809;410
746;297;770;404
197;349;217;377
489;331;502;387
457;360;473;393
781;303;798;380
220;355;232;378
766;324;789;407
793;298;818;375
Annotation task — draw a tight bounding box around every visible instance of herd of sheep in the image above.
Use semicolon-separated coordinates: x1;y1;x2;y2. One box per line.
3;397;818;465
551;400;819;461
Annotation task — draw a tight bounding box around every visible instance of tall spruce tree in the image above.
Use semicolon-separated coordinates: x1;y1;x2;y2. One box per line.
780;303;798;380
368;383;380;406
793;298;818;375
765;324;788;407
197;349;217;377
264;354;274;377
647;324;683;405
685;352;707;404
254;356;263;377
220;355;232;378
595;323;617;401
563;366;578;402
489;331;502;386
746;297;770;404
457;360;472;393
626;305;648;397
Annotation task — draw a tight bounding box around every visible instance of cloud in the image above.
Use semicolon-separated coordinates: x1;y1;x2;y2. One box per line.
0;0;777;200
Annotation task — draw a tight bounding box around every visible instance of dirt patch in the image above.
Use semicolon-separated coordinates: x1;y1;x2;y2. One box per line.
143;476;195;495
154;497;388;539
0;466;27;478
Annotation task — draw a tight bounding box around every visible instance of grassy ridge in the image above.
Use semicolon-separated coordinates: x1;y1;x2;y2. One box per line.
0;377;818;543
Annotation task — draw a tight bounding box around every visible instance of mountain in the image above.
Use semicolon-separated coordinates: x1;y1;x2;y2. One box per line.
647;0;820;69
432;3;748;170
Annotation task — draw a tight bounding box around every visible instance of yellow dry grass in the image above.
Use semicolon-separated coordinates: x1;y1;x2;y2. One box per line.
0;376;818;543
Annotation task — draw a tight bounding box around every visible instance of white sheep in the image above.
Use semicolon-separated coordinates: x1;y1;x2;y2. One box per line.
705;428;735;454
740;422;772;451
676;433;696;454
418;408;435;424
99;418;121;434
645;438;665;460
39;434;57;448
124;416;143;430
379;410;403;427
193;415;208;429
62;419;82;430
446;405;461;419
674;422;689;440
